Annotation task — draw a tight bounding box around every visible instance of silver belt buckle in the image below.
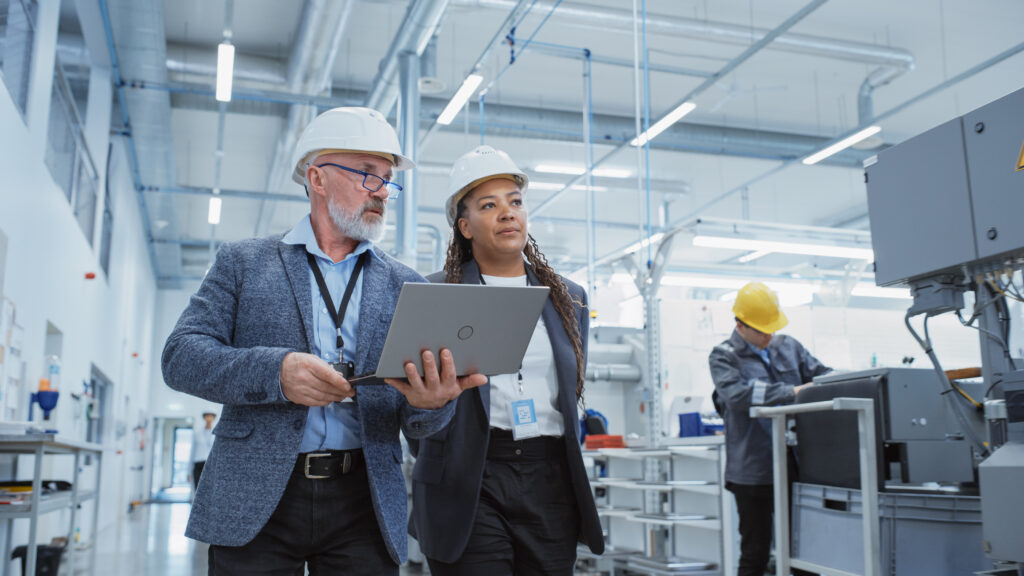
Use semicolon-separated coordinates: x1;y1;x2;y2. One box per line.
304;453;332;479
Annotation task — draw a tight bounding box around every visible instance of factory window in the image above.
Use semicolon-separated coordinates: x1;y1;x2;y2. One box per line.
55;0;89;119
45;1;98;246
0;0;37;119
84;366;110;465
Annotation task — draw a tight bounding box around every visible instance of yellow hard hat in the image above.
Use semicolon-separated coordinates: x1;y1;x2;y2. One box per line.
732;282;788;334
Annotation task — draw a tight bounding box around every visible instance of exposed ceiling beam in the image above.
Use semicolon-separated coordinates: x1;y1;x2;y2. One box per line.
452;0;914;70
532;0;832;217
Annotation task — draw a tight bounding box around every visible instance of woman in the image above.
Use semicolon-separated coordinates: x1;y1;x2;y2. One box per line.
409;145;603;575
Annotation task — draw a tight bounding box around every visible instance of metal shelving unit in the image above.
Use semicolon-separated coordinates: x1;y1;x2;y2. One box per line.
582;436;735;575
0;434;102;576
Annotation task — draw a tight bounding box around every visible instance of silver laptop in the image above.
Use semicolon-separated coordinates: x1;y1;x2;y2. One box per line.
352;282;550;382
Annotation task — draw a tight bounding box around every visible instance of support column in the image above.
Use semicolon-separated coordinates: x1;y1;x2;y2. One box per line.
396;50;420;267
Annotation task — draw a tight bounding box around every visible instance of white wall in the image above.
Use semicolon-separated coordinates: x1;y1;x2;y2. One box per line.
148;285;222;420
0;2;157;558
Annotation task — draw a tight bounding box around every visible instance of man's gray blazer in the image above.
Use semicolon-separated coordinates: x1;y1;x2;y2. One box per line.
162;233;454;564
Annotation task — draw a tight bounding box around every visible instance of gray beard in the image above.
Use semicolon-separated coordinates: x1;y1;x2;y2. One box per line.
327;198;386;243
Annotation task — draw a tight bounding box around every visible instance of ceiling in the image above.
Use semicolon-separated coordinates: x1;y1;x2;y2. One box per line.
86;0;1024;288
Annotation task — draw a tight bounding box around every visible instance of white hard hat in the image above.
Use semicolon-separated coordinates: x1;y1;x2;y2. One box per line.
290;107;414;185
445;145;528;226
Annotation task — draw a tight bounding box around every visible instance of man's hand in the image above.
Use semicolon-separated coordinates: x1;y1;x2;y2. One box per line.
794;383;813;396
280;352;354;406
385;349;487;410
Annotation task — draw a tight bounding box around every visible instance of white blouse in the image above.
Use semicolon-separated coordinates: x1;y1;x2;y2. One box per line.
481;274;564;437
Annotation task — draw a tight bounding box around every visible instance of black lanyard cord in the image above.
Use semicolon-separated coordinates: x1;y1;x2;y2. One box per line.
307;251;368;353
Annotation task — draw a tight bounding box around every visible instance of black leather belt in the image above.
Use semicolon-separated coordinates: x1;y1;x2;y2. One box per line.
296;450;363;479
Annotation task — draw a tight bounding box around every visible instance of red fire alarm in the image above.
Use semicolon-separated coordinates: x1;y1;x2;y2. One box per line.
131;352;139;358
85;272;96;280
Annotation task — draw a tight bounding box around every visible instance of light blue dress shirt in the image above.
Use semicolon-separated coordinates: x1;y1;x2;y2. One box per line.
751;342;771;368
282;214;379;451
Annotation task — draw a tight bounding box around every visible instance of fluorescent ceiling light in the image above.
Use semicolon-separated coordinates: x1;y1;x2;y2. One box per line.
802;125;882;165
437;74;484;125
216;43;235;102
529;181;608;192
592;167;633;179
631;101;696;146
615;270;822;307
660;276;816;306
534;164;633;179
693;235;874;260
208;197;222;224
534;163;585;176
851;284;911;299
623;232;665;255
660;276;747;290
738;250;772;263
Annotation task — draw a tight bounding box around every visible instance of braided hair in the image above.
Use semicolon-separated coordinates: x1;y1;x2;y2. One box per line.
444;198;587;401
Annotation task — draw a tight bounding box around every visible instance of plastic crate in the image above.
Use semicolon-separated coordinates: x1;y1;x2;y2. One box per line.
791;483;988;576
11;545;63;576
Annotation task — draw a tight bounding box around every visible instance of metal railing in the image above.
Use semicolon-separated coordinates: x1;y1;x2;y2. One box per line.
750;397;882;576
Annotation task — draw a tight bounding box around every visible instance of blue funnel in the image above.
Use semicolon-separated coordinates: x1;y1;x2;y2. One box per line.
30;391;60;420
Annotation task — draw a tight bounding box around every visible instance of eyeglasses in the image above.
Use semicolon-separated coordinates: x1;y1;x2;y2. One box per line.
315;163;403;198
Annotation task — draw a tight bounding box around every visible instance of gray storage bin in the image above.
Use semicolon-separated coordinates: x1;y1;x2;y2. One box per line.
791;483;990;576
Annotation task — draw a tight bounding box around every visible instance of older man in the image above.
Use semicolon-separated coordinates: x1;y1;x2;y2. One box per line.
163;107;485;575
709;282;830;576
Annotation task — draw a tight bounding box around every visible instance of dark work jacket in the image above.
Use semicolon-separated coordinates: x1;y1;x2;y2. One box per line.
708;329;830;485
408;259;604;562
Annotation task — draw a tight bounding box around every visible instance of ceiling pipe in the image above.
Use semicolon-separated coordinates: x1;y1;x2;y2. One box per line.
159;81;871;167
103;0;182;282
148;185;653;232
857;66;904;125
253;0;354;236
364;0;451;115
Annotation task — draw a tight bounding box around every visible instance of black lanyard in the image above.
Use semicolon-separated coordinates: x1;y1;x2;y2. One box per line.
307;251;368;358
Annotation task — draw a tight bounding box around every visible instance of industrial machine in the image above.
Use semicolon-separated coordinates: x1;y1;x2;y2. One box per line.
863;85;1024;574
797;368;983;489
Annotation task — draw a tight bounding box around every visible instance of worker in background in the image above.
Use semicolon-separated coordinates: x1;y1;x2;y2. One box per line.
162;107;486;575
708;282;830;576
408;145;604;575
188;411;216;491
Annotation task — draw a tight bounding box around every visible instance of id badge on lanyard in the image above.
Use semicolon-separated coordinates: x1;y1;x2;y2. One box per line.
507;372;541;440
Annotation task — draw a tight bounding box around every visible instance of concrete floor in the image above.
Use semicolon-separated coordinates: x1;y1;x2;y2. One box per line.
81;502;428;576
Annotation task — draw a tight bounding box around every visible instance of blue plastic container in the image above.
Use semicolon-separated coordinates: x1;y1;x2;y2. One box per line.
678;412;724;437
678;412;702;437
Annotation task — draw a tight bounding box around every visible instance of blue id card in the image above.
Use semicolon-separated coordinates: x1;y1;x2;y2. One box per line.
509;398;541;440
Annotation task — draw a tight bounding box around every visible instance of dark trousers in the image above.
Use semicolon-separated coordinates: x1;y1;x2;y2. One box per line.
427;429;581;576
208;451;396;576
192;461;206;491
726;481;816;576
727;482;774;576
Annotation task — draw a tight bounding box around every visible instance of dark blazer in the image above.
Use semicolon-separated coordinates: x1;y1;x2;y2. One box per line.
161;234;455;564
409;259;604;562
